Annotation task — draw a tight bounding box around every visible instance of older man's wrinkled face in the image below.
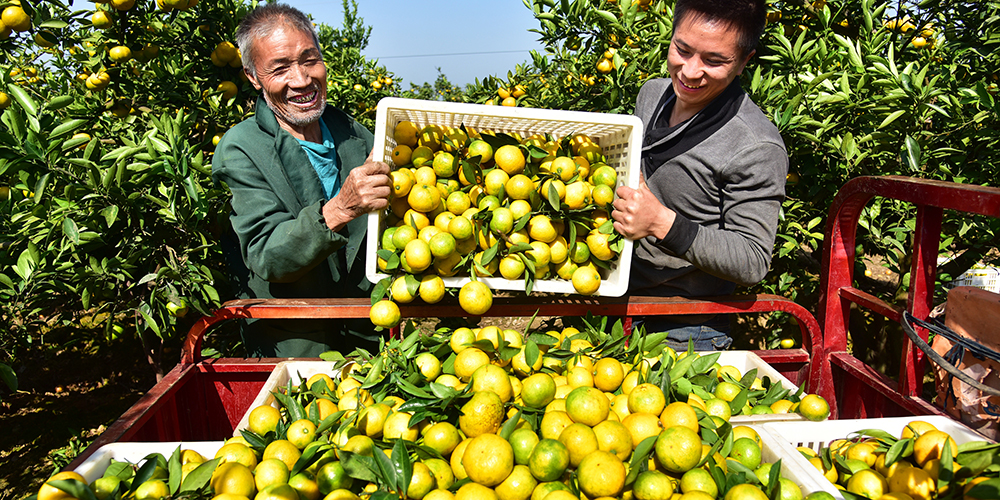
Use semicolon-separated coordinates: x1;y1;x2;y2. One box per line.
247;24;327;130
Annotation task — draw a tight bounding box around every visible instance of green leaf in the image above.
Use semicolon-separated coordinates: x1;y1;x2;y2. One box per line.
52;119;88;140
391;439;412;495
878;110;906;129
45;95;75;111
168;446;182;494
48;479;97;500
180;458;220;492
626;435;658;486
62;218;80;245
524;340;539;372
6;84;38;116
904;135;921;171
0;364;17;391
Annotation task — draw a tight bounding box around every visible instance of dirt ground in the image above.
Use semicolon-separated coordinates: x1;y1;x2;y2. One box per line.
0;339;156;500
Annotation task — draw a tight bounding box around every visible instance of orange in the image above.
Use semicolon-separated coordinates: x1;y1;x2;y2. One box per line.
210;462;256;497
316;461;353;495
528;438;570;482
521;373;557;408
633;470;675;500
37;472;87;500
724;484;769;500
382;411;420;441
655;426;703;473
459;280;492;315
912;430;958;466
495;464;536;500
847;469;888;499
659;402;700;434
558;422;599;468
463;433;514;487
495;145;526;175
215;442;258;469
565;386;610;426
593;420;633;461
454;347;490;382
471;364;514;402
408;462;437;500
622;412;664;448
509;427;541;466
425;457;455;490
459;391;504;438
900;421;938;440
455;483;499;500
263;440;302;471
248;405;281;436
577;451;626;498
539;411;575;440
730;437;762;470
628;383;667;415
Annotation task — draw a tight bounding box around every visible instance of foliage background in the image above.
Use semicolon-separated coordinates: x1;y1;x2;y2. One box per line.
1;0;999;492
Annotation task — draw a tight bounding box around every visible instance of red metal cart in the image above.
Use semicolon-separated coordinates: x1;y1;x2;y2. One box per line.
67;294;819;469
811;176;1000;419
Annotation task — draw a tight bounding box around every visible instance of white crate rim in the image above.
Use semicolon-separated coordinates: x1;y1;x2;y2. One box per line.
366;97;643;298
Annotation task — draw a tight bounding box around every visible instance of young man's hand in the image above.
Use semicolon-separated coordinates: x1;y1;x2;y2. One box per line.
323;151;391;232
611;172;676;240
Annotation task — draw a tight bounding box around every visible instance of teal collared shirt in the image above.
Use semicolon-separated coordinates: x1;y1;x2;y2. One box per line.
296;119;341;200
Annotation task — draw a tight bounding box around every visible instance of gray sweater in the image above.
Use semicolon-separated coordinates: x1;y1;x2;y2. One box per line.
630;78;787;297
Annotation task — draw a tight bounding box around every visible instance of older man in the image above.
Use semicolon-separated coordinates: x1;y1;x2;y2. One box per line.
612;0;787;350
213;4;391;357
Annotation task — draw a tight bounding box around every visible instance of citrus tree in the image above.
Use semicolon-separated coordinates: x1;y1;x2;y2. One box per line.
0;0;398;378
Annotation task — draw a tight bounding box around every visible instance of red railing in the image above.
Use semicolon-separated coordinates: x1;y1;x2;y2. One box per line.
811;176;1000;418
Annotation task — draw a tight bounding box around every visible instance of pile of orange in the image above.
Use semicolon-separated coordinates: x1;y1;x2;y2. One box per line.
373;120;624;321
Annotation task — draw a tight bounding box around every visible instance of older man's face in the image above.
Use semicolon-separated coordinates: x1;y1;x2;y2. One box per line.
247;24;327;130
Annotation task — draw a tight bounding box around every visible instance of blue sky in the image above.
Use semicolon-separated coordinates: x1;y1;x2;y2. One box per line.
280;0;548;88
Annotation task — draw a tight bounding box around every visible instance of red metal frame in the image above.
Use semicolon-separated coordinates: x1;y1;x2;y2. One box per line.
812;176;1000;419
70;294;821;470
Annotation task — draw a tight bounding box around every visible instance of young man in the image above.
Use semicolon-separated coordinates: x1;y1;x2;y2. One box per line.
213;4;391;357
611;0;787;350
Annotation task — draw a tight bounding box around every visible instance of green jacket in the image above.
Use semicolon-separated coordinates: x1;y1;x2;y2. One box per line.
213;97;378;357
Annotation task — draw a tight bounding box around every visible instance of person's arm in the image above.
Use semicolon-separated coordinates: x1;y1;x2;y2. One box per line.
613;142;786;286
216;144;389;284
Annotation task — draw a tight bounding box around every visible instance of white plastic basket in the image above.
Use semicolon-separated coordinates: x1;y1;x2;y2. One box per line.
74;441;224;483
761;415;991;500
952;267;1000;294
716;351;807;424
233;360;351;436
751;424;838;496
366;97;643;298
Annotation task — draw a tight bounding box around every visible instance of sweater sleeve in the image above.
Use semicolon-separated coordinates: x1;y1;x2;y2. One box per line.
215;139;348;284
677;141;787;286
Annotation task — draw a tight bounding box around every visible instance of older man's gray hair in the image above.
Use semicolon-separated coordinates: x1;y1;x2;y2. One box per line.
235;3;321;78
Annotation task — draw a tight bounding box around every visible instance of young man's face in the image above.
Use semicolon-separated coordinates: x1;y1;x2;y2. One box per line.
247;24;327;131
667;13;753;115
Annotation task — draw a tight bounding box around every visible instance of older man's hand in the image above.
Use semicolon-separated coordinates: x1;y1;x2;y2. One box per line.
611;173;675;240
323;152;391;232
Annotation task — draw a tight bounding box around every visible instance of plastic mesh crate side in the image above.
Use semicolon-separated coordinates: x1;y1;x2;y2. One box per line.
953;268;1000;293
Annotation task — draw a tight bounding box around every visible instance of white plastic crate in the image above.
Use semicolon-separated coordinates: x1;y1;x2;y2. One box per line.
233;360;351;436
762;415;991;500
74;441;223;483
751;424;838;497
366;97;643;298
716;351;807;424
952;266;1000;293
